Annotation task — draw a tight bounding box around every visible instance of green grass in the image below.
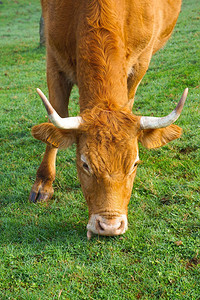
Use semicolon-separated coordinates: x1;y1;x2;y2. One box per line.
0;0;199;299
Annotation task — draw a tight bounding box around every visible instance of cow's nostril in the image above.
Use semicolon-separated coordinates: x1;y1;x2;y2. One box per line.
118;220;124;230
98;220;105;231
96;219;125;233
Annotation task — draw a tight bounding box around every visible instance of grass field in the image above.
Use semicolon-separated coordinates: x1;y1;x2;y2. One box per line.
0;0;199;299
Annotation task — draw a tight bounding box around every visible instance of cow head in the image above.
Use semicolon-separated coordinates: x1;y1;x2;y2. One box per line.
32;88;188;239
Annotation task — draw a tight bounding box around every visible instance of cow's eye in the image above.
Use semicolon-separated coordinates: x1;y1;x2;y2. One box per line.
81;154;91;174
134;160;142;168
83;162;89;171
128;160;141;175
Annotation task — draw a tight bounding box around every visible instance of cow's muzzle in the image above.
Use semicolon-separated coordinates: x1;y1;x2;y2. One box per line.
87;214;128;239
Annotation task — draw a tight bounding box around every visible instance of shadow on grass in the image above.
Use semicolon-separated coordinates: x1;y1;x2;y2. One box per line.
0;197;89;248
1;217;86;245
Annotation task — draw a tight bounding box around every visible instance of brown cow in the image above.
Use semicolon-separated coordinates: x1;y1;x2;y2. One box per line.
30;0;187;239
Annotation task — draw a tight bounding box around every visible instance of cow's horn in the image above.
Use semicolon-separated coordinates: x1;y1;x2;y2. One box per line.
36;88;83;129
140;88;188;130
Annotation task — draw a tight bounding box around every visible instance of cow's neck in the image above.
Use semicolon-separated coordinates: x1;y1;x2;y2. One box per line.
77;0;128;112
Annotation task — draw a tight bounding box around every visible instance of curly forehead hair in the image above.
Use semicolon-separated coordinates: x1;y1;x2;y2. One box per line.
80;105;140;142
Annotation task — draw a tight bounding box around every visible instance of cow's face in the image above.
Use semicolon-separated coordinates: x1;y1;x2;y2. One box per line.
32;108;182;238
76;109;141;238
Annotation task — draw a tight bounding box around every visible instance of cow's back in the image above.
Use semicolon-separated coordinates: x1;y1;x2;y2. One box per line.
41;0;182;83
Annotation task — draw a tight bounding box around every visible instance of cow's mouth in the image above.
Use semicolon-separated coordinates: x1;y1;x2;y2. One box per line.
86;214;128;239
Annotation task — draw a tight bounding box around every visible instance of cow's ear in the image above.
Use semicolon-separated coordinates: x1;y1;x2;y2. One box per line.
138;124;182;149
31;123;76;149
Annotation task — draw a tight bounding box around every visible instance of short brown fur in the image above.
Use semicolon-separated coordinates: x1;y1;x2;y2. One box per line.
30;0;183;235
